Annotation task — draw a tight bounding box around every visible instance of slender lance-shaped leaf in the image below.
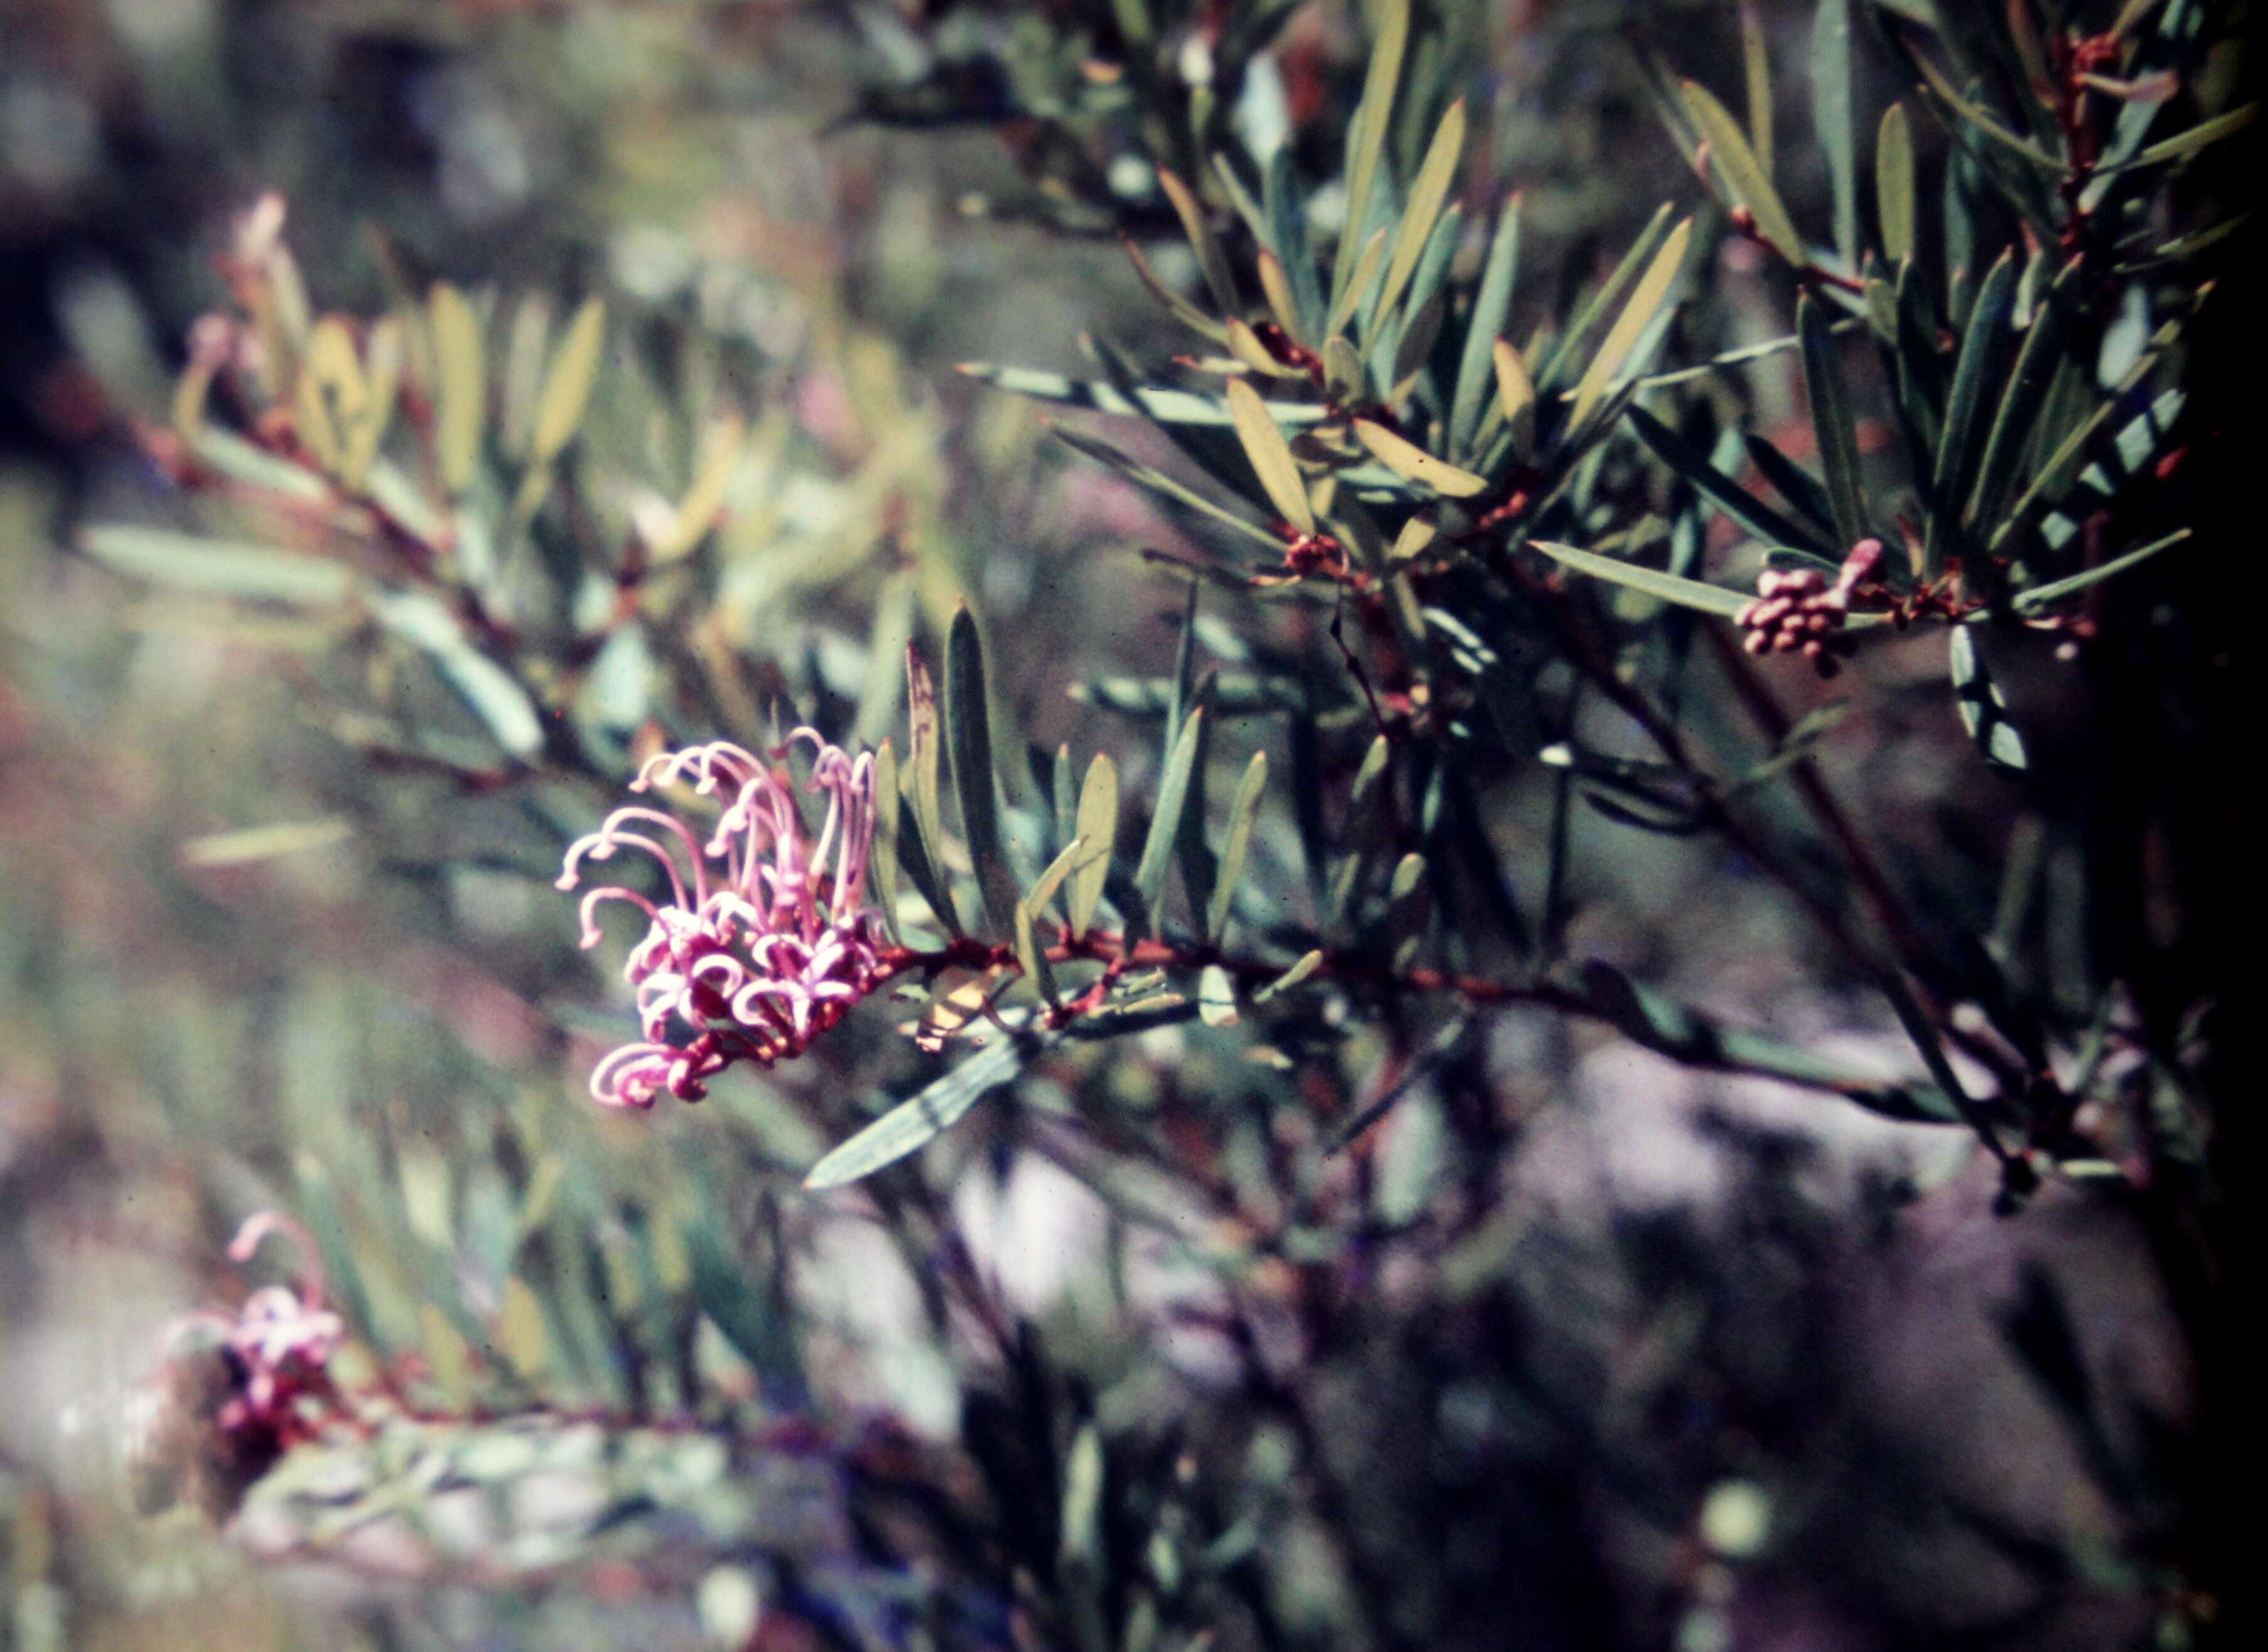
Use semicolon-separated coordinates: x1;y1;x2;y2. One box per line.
1928;249;2018;564
1120;235;1232;345
1266;143;1325;337
1450;198;1521;458
1375;99;1467;326
1812;0;1857;267
1133;708;1205;937
1157;168;1240;318
1352;418;1489;497
871;740;902;938
804;1032;1041;1189
1625;406;1832;555
1012;901;1058;1005
1571;217;1692;433
80;525;355;606
1069;754;1119;938
905;644;963;936
1877;104;1916;264
957;363;1328;428
1537;204;1673;391
1173;676;1218;931
430;283;485;495
947;606;1020;937
528;298;604;466
1332;0;1412;315
2012;527;2191;613
1254;949;1325;1004
1949;625;2027;770
1741;3;1774;178
1681;80;1806;264
1798;293;1869;549
1026;833;1103;924
1966;256;2081;531
1207;751;1269;943
1493;339;1538;460
1326;227;1388;343
1226;379;1314;532
1532;540;1752;617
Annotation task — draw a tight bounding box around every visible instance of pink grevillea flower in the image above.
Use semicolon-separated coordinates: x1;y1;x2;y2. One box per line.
556;732;888;1108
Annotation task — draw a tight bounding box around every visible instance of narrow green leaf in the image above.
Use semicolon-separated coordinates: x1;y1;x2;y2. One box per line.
947;605;1019;937
1226;379;1314;533
1120;234;1232;344
1351;418;1488;497
1133;708;1205;936
1207;751;1267;943
1013;900;1058;1004
528;298;604;466
1929;249;2018;564
956;363;1327;428
367;588;543;759
1375;99;1467;326
1070;753;1119;939
2122;102;2258;170
1492;339;1537;460
1681;80;1806;264
1450;197;1521;459
804;1033;1039;1189
1157;168;1240;318
1027;833;1103;920
1332;0;1412;315
1966;256;2081;531
1798;292;1869;548
1811;0;1857;267
1266;143;1326;337
1571;217;1692;433
80;525;354;607
1741;3;1774;178
1876;104;1916;264
1536;204;1673;392
1949;626;2026;770
905;644;962;936
1049;428;1282;551
1625;406;1831;554
1326;227;1388;344
2012;527;2191;613
430;283;485;495
1531;539;1752;617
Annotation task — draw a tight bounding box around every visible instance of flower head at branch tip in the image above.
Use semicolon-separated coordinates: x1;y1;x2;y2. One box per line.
557;732;888;1108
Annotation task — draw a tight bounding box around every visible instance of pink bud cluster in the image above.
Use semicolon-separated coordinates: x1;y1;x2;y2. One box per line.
1737;539;1884;676
556;732;887;1108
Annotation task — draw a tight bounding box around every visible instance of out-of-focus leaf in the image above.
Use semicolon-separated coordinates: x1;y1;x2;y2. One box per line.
1451;199;1521;459
180;817;354;869
2012;528;2191;613
496;1276;551;1381
1812;0;1857;266
1013;900;1058;1005
1877;104;1916;264
1207;751;1267;943
1070;754;1119;939
368;588;544;759
1376;99;1467;326
1741;4;1774;178
1333;0;1412;315
1680;80;1805;264
1157;168;1239;317
1533;539;1751;617
947;605;1020;937
1798;293;1869;548
2119;102;2257;170
1048;428;1282;551
430;283;486;495
1352;419;1487;497
1950;625;2027;770
529;298;605;466
1254;948;1325;1003
804;1029;1042;1189
1227;379;1315;532
1133;708;1204;935
872;739;903;937
1571;217;1691;433
1492;338;1538;460
81;525;355;607
1266;143;1325;338
1327;227;1389;342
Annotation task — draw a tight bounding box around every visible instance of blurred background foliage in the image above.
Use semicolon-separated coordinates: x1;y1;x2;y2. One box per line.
0;1;2247;1649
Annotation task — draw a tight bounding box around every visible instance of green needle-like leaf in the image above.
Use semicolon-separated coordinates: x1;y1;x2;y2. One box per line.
1681;80;1806;264
1207;751;1268;944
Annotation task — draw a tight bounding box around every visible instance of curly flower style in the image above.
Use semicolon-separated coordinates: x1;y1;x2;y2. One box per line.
556;732;887;1108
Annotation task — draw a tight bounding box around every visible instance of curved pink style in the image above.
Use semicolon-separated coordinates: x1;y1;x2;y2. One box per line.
556;732;887;1106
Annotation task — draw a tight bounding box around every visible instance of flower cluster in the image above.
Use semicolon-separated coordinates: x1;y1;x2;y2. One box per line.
1736;539;1884;676
557;732;887;1108
128;1213;346;1520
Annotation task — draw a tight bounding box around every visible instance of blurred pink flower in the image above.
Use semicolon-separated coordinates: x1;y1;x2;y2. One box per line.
557;732;887;1107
